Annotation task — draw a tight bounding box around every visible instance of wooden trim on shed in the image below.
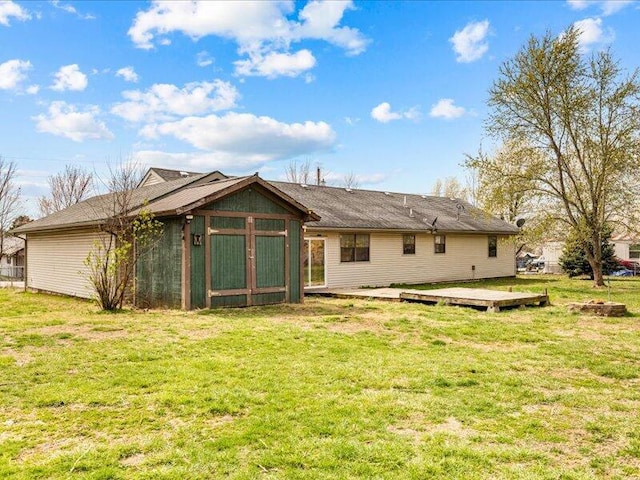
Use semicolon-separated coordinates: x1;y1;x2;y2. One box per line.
285;219;290;303
182;219;191;310
300;224;305;303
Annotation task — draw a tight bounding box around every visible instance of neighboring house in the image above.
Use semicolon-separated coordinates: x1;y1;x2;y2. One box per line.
13;169;520;309
136;167;212;187
540;241;564;274
0;236;25;279
611;234;640;262
541;234;640;274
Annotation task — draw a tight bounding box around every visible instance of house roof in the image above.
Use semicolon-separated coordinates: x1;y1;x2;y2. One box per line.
13;174;319;234
13;166;518;236
1;236;24;256
12;173;208;234
272;182;519;234
134;175;320;221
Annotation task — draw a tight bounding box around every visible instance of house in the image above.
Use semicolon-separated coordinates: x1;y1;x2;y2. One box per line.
541;234;640;275
611;234;640;263
0;236;25;279
12;169;519;309
271;181;518;289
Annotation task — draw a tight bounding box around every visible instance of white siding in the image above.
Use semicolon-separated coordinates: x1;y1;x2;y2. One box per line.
138;171;164;188
311;231;515;289
541;241;563;274
614;241;630;261
26;229;106;299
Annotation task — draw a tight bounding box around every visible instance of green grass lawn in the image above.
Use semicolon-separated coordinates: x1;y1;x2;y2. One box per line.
1;276;640;479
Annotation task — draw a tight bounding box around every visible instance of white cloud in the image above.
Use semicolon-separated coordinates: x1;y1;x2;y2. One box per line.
567;0;632;15
0;0;31;26
33;101;113;142
51;0;95;20
115;66;139;83
139;112;336;165
26;84;39;94
127;0;368;78
111;80;239;122
196;50;213;67
50;64;88;91
234;49;316;78
450;20;490;63
572;17;614;51
292;0;368;55
0;59;31;90
370;102;420;123
567;0;590;8
344;116;359;126
429;98;466;120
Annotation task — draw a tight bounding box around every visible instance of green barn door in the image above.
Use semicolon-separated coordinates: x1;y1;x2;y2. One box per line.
207;215;289;307
252;218;287;305
209;216;248;307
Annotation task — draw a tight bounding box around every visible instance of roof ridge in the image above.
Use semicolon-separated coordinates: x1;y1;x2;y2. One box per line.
271;179;469;201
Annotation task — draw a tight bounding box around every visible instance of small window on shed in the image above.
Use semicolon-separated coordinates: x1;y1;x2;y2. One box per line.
403;234;416;255
488;235;498;257
434;235;446;254
630;244;640;259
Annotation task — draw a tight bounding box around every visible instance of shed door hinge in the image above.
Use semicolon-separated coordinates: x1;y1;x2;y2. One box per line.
208;290;220;297
279;230;287;236
208;227;219;235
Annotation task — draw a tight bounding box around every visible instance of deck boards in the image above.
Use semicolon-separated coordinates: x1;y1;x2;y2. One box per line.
310;286;548;312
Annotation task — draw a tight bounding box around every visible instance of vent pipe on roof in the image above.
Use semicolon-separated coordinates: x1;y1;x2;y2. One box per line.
409;207;414;218
403;195;408;208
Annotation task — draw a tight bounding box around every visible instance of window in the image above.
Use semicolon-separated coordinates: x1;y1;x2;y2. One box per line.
403;234;416;255
630;244;640;259
434;235;446;254
340;234;370;262
488;235;498;257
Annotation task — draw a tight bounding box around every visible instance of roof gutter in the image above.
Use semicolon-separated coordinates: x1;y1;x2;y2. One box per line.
303;225;519;235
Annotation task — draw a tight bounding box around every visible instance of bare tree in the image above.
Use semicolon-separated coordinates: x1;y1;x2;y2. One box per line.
0;157;21;259
285;158;313;184
342;171;360;189
38;165;93;217
85;161;162;310
430;176;468;201
485;27;640;286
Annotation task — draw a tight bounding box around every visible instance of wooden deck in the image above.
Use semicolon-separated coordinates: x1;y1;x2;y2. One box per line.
310;287;549;312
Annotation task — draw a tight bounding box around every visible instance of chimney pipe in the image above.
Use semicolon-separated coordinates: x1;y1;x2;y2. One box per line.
316;166;321;186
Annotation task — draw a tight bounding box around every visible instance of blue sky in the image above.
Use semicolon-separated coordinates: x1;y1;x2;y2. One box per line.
1;0;638;217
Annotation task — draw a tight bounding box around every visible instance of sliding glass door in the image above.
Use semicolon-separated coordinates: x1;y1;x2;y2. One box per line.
303;238;326;288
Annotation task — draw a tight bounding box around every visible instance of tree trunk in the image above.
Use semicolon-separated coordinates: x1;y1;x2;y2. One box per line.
589;258;604;286
587;232;604;287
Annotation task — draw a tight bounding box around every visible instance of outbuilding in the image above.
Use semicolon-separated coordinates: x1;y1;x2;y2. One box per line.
13;174;318;309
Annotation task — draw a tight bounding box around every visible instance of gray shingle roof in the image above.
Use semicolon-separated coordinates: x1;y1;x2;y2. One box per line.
12;173;208;234
13;168;518;236
272;182;519;234
150;167;202;181
136;176;250;215
1;236;24;255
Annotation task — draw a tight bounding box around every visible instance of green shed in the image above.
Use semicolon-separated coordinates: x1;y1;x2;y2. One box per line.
135;175;319;309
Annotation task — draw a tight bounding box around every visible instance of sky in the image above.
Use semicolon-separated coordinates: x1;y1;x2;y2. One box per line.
1;0;639;218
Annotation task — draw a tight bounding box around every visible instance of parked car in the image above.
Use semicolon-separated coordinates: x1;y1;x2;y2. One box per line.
611;268;634;277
